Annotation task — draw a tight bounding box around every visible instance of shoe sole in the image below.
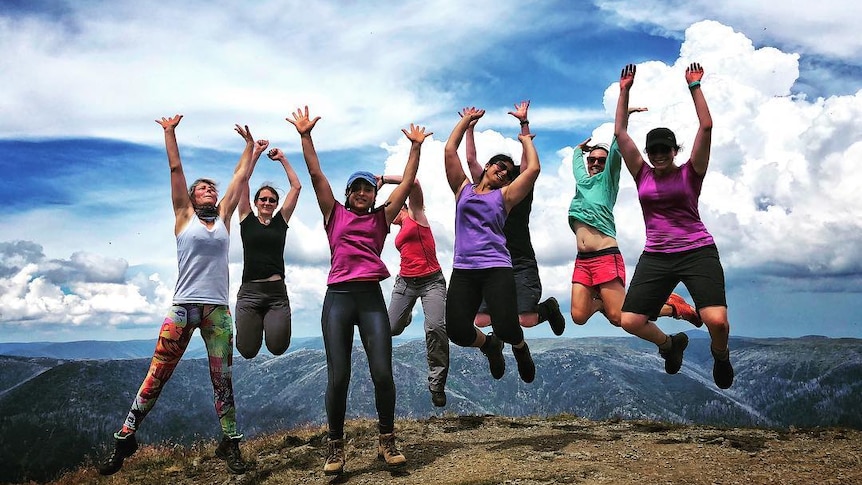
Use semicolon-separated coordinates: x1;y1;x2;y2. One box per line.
378;455;407;469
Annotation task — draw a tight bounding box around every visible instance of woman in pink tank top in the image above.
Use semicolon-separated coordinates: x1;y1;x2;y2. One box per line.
614;63;734;390
286;105;431;475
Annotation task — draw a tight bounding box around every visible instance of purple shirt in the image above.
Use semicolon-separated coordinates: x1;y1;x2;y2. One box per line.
453;185;512;269
325;202;390;285
636;160;715;253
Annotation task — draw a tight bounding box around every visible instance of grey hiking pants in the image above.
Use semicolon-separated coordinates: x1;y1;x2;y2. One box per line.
387;271;449;392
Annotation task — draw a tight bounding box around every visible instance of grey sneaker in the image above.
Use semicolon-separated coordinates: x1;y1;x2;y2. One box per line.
480;333;505;379
430;388;447;407
659;333;688;374
215;435;248;474
98;432;138;476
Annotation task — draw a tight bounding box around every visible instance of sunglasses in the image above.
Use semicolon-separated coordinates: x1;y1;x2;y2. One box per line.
491;160;512;172
587;156;607;164
258;197;278;204
646;145;673;156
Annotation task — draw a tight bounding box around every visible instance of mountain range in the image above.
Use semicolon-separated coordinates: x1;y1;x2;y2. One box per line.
1;332;860;483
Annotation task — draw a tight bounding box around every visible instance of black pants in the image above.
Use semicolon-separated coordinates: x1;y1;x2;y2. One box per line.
446;267;524;347
321;281;395;440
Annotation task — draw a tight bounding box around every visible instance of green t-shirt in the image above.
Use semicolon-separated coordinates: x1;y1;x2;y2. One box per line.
567;137;621;239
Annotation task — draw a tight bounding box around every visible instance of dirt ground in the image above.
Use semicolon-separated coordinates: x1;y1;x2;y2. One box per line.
57;414;862;485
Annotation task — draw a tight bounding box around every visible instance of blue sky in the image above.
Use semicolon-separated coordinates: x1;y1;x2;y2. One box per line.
1;1;861;343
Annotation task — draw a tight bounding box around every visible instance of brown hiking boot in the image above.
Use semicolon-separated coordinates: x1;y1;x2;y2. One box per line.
377;433;407;469
323;439;345;475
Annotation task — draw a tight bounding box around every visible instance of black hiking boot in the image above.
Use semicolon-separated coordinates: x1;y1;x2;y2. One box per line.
712;349;735;389
659;333;688;374
512;342;536;383
544;297;566;336
215;435;249;474
480;333;505;379
98;433;138;476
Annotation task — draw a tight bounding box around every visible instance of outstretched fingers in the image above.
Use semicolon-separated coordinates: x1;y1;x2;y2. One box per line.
234;124;254;142
402;123;432;143
685;62;704;83
286;105;321;134
155;114;183;130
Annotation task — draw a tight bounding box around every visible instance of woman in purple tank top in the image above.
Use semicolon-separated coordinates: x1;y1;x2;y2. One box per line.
614;62;734;390
443;106;541;384
286;105;430;475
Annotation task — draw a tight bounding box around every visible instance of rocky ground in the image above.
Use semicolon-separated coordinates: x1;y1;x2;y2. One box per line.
52;414;861;485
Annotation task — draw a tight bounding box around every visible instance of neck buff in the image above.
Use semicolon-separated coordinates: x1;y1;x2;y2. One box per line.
195;204;219;222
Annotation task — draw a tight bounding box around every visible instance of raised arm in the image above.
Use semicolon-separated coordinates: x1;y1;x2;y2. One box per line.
217;124;257;229
379;176;430;226
508;100;532;165
384;124;431;224
267;148;303;223
614;64;646;178
460;108;483;183
685;62;713;175
155;114;194;234
238;138;270;222
445;107;484;196
286;106;335;221
501;133;539;212
572;137;591;182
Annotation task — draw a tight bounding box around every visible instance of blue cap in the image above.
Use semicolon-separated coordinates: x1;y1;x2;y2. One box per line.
346;171;377;190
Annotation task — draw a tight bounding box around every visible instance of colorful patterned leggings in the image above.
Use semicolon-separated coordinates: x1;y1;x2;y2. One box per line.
120;303;240;438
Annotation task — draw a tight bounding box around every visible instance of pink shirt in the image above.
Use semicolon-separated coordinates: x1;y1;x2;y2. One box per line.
636;160;715;253
395;215;442;277
325;202;390;285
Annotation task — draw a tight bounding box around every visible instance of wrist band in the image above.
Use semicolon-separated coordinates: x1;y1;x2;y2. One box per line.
520;120;529;126
688;80;701;89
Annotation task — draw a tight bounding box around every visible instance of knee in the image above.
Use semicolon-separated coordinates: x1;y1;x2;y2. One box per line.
619;314;643;334
266;341;290;356
236;341;259;359
603;308;622;328
570;308;590;326
449;332;474;348
703;317;729;335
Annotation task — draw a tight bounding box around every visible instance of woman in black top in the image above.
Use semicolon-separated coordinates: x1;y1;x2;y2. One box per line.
235;140;302;358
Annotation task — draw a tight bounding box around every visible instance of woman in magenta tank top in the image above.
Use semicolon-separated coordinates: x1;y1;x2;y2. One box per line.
286;105;430;475
614;63;734;390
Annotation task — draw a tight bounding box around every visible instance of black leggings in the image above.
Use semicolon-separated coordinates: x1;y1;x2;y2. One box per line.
446;267;524;347
321;281;395;440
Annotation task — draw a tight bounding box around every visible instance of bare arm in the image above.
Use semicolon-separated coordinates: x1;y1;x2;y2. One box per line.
685;62;713;175
384;124;431;224
445;108;484;196
238;139;270;222
267;148;302;223
286;106;335;222
155;115;194;235
501;133;539;212
380;175;430;226
460;108;483;183
614;64;645;178
217;124;257;230
508;100;532;165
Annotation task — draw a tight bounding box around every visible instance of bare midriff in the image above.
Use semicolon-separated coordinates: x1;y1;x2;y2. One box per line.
573;221;618;253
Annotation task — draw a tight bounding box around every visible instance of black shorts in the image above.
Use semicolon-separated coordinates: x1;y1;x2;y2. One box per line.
478;258;542;314
622;244;726;320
